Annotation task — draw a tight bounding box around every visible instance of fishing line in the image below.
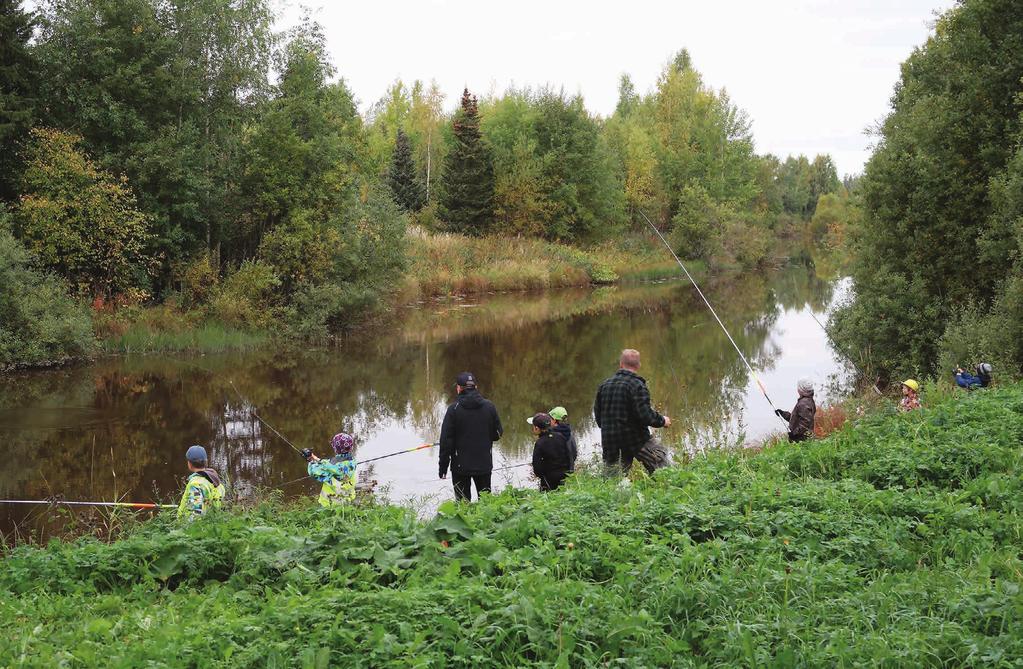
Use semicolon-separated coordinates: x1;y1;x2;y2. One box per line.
638;209;783;418
807;308;883;396
227;379;305;455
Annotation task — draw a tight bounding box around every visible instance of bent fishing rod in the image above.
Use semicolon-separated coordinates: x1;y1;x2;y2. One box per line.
638;209;786;422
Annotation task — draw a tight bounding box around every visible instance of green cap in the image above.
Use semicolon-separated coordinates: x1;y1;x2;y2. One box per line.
549;406;568;421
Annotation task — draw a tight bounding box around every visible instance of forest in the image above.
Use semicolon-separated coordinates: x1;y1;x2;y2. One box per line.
0;0;845;371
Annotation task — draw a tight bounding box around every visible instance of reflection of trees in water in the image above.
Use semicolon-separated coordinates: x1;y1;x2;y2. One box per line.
768;263;836;314
1;264;838;530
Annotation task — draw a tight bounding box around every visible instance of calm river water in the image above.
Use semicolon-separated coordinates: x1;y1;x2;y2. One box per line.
0;260;850;539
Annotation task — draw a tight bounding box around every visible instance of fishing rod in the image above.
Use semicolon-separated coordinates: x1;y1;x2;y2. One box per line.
0;499;176;509
358;442;435;465
279;442;437;488
638;209;785;421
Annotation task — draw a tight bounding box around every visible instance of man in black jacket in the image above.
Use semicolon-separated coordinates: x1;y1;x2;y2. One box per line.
529;412;571;491
439;372;503;501
594;349;671;473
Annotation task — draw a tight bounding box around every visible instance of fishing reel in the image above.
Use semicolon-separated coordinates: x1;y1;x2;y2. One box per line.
300;448;314;462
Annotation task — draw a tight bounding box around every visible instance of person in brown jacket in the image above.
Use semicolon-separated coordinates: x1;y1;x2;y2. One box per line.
774;378;816;442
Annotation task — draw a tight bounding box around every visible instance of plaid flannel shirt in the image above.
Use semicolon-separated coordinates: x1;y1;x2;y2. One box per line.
593;369;666;452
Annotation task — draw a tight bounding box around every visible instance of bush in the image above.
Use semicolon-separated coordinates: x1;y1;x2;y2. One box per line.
937;273;1023;378
290;282;378;340
257;211;341;294
719;211;770;269
210;260;280;329
177;253;220;309
669;182;719;259
0;220;94;370
15;128;154;298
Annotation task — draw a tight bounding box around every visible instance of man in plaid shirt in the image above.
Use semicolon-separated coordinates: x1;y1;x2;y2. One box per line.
594;349;671;472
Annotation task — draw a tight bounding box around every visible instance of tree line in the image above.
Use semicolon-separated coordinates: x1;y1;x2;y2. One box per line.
1;0;840;369
832;0;1023;382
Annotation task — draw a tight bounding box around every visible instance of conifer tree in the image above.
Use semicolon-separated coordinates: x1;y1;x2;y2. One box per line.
440;88;495;235
387;129;425;212
0;0;38;202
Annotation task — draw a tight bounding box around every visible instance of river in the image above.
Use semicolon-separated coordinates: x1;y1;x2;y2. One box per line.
0;259;851;540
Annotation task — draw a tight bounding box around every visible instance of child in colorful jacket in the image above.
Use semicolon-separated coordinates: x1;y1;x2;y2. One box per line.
177;445;226;519
899;379;922;412
302;433;357;507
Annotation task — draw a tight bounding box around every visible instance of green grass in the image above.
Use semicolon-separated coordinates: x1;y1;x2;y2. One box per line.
4;385;1023;666
102;321;269;355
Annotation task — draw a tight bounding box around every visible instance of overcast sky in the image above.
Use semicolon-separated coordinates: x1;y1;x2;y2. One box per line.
282;0;953;176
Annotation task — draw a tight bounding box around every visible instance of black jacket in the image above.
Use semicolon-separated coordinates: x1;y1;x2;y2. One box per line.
438;388;503;476
532;430;571;491
594;369;665;452
551;422;578;471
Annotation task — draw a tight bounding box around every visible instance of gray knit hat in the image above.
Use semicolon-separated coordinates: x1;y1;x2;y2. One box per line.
797;378;814;395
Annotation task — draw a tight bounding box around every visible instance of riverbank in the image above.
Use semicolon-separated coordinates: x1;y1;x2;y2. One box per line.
3;381;1020;665
396;226;689;301
94;229;701;357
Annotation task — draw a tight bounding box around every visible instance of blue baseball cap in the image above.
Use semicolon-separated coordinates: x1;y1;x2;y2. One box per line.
185;445;207;464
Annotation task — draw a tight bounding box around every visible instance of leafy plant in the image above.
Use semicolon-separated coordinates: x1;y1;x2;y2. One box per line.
5;384;1023;665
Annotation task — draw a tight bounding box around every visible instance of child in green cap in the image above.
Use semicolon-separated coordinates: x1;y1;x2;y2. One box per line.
549;406;578;472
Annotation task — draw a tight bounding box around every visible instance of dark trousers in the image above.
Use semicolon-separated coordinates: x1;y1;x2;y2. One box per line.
539;473;567;492
452;472;491;501
602;441;636;473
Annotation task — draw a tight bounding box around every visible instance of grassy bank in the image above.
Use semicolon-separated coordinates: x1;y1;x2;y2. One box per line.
398;227;690;301
4;384;1023;666
85;230;688;357
95;305;269;355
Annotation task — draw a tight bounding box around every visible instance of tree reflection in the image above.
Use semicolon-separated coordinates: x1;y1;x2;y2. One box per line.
1;263;842;539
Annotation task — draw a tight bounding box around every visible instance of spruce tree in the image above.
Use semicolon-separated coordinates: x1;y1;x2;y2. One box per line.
440;88;495;235
387;129;425;212
0;0;38;202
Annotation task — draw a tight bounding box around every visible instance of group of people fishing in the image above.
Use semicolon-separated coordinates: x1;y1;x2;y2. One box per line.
175;350;997;517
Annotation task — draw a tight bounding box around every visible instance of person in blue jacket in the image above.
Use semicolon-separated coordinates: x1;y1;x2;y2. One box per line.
955;363;993;390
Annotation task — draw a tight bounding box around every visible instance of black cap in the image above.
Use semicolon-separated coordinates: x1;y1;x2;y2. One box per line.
456;372;477;388
528;412;552;430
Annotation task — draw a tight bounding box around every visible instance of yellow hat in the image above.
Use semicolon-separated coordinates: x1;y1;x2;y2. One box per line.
902;379;920;392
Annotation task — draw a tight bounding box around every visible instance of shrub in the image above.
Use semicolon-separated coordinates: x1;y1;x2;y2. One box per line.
670;182;719;260
210;260;280;329
938;274;1023;379
290;283;378;340
719;211;770;269
177;253;220;309
0;219;94;370
813;404;848;438
257;211;341;294
15;128;154;298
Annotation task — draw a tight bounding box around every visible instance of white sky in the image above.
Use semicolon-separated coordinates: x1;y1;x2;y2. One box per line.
282;0;953;176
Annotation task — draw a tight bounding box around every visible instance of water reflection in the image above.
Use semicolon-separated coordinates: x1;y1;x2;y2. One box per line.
0;263;847;539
